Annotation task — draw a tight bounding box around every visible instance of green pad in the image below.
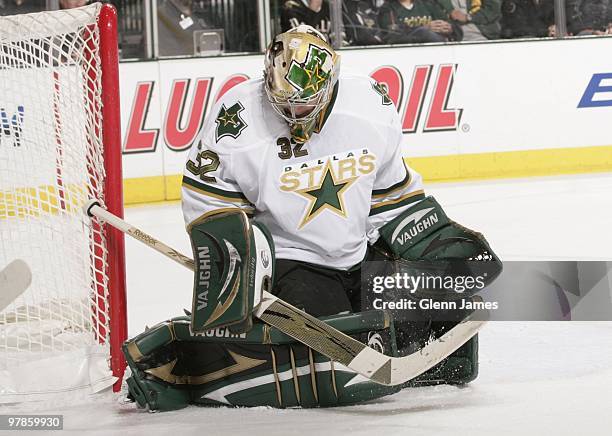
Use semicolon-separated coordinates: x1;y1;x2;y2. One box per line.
122;310;400;410
188;209;271;333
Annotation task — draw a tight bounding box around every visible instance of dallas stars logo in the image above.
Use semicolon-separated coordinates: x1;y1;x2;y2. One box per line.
372;81;392;106
286;44;332;98
215;102;247;142
296;161;357;229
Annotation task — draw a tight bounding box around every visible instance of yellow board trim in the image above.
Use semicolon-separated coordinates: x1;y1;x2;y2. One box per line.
0;184;86;218
4;146;610;211
123;175;167;204
121;145;612;205
405;144;612;183
165;174;183;200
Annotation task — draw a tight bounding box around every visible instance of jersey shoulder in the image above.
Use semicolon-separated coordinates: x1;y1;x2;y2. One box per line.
201;78;277;153
336;74;397;123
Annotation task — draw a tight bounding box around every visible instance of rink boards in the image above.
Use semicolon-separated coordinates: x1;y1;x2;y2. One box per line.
4;36;611;204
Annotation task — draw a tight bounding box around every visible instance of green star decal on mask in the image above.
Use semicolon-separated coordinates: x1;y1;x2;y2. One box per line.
286;45;332;98
372;81;393;106
296;162;357;229
215;102;247;142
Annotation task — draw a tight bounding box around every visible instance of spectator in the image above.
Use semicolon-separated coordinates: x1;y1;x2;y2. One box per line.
378;0;460;44
436;0;502;40
281;0;330;37
566;0;612;35
60;0;89;8
0;0;45;15
343;0;385;45
500;0;554;38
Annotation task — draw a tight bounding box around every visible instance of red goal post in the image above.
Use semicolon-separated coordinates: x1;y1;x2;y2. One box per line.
99;2;128;394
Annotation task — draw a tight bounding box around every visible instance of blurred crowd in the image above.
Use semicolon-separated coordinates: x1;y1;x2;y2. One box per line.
2;0;612;58
281;0;612;45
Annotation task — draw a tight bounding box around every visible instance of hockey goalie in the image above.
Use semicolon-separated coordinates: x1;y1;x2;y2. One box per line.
122;25;502;411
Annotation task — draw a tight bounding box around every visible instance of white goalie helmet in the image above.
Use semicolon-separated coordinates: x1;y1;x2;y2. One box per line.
263;25;341;142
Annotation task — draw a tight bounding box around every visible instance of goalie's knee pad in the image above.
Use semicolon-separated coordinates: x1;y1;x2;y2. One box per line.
122;311;400;411
188;209;274;334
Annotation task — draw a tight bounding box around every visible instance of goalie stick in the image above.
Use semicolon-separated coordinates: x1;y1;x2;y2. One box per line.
0;259;32;313
84;200;488;386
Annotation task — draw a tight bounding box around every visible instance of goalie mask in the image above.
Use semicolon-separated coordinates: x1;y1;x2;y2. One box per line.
264;25;341;143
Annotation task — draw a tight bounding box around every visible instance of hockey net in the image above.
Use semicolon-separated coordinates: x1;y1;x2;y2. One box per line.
0;3;126;401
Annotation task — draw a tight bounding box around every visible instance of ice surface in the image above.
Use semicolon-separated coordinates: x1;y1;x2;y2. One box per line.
2;173;612;435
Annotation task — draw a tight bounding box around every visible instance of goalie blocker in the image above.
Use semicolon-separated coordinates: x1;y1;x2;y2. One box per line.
188;209;274;334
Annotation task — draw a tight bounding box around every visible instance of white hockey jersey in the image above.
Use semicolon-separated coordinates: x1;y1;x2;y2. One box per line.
182;75;424;269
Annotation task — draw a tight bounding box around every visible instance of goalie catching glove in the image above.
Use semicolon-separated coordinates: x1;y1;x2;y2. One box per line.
188;209;275;334
377;196;502;301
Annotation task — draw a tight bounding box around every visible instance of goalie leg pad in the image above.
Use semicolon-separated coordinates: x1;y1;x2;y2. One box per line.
188;209;274;334
392;319;479;387
122;311;400;411
362;249;481;387
409;331;479;386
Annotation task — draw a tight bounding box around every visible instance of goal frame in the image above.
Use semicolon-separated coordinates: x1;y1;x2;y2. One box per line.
98;3;127;392
0;2;128;398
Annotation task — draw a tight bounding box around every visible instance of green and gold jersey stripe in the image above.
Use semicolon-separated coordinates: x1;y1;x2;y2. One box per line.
371;161;411;199
182;176;251;204
369;189;425;216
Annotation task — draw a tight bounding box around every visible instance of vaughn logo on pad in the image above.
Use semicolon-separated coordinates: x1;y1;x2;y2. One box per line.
391;207;439;245
197;246;211;310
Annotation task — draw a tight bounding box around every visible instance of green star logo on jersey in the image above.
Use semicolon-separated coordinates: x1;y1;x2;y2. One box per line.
286;45;332;98
215;102;247;142
372;81;392;106
296;162;357;229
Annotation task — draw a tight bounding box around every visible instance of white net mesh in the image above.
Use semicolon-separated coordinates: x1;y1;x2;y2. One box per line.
0;4;115;399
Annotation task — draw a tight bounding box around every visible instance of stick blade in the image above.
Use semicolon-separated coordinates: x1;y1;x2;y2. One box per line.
0;259;32;312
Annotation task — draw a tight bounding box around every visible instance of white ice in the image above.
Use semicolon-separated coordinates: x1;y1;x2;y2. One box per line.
3;173;612;435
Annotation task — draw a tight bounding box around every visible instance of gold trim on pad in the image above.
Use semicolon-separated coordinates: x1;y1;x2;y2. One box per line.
271;348;283;406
